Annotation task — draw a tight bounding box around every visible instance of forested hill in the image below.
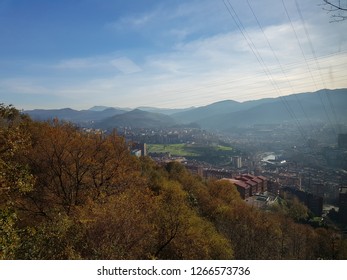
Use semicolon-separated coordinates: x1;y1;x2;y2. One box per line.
95;109;178;129
1;103;346;260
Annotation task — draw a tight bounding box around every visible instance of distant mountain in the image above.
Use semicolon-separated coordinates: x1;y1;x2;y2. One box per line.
89;106;132;111
24;88;347;131
25;107;126;124
88;106;110;111
136;106;193;115
94;109;178;130
197;88;347;130
171;97;287;124
172;100;242;123
25;108;76;121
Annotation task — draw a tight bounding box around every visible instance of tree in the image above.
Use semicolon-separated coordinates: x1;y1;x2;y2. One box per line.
75;187;157;259
322;0;347;21
0;209;20;259
24;121;143;219
152;179;233;259
0;104;34;199
0;104;34;259
2;104;346;260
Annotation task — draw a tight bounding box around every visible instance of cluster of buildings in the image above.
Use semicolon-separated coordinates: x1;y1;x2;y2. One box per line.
122;127;219;146
128;137;347;221
280;186;323;217
222;174;267;200
185;164;233;179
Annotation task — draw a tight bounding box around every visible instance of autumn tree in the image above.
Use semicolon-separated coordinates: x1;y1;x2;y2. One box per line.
0;104;34;259
1;104;346;260
74;187;157;259
0;104;34;200
151;179;233;259
22;121;143;219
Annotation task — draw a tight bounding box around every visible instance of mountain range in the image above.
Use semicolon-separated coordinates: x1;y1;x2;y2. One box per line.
26;107;126;123
96;109;177;129
24;88;347;132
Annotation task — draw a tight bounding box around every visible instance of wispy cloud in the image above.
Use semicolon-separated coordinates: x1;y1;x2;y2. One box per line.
1;0;346;110
0;78;50;95
51;55;142;75
54;58;102;70
105;10;157;31
111;57;142;74
104;0;227;44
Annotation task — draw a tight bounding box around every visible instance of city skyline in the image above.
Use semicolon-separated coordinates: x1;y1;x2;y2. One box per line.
1;0;347;110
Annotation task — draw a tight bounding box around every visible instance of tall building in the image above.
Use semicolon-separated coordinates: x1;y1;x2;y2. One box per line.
281;186;323;217
232;156;242;169
338;186;347;224
338;134;347;149
131;142;147;157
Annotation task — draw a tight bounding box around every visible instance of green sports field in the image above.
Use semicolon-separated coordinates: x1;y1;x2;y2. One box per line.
147;143;198;156
147;143;234;164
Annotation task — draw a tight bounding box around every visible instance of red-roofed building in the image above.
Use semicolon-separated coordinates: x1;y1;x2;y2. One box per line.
222;178;250;199
221;174;268;200
257;176;267;192
245;180;257;195
242;174;256;180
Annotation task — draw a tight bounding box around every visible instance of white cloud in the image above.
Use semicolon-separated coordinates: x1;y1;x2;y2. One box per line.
7;16;347;109
111;57;142;74
54;58;102;70
0;78;50;95
2;0;346;110
105;10;157;31
51;55;143;76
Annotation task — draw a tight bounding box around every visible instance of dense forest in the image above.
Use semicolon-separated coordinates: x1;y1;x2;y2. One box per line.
1;103;346;259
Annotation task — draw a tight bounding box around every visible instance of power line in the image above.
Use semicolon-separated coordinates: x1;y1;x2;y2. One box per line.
222;0;308;142
144;49;347;104
281;0;338;136
246;0;317;138
143;61;347;108
295;0;342;134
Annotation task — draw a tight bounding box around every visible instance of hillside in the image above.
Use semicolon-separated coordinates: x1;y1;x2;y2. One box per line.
25;107;126;123
197;88;347;130
2;103;346;260
172;100;242;123
95;109;178;129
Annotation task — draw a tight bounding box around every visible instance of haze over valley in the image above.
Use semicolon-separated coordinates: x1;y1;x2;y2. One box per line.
25;88;347;134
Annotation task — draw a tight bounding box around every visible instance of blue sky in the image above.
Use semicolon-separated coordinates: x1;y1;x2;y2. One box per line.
1;0;347;110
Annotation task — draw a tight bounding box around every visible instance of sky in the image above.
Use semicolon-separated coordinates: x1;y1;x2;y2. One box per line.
0;0;347;110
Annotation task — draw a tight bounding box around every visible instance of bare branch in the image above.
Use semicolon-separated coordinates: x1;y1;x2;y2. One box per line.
330;13;347;22
323;0;347;11
321;0;347;22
